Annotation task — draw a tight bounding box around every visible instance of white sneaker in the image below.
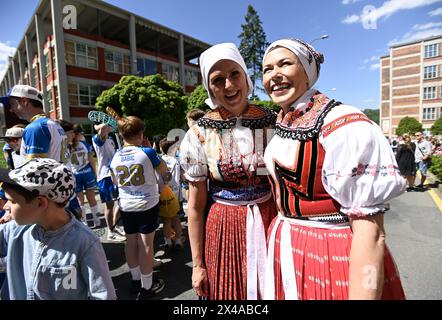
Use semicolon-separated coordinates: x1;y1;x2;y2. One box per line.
107;231;126;242
114;225;126;236
153;258;163;269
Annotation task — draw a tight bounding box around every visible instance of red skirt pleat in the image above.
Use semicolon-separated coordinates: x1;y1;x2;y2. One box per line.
204;197;276;300
269;221;406;300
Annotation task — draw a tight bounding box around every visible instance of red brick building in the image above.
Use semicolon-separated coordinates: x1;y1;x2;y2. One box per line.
0;0;210;136
380;35;442;136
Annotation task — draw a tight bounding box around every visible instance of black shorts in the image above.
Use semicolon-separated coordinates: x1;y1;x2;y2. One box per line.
120;203;160;235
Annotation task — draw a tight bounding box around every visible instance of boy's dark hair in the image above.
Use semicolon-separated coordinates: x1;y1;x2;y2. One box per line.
1;182;69;208
159;138;175;155
117;116;145;140
1;182;40;203
2;182;68;208
73;124;84;134
187;108;206;121
56;120;74;132
152;134;165;153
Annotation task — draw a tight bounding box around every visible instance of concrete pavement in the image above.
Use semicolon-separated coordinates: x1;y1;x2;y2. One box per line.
384;173;442;300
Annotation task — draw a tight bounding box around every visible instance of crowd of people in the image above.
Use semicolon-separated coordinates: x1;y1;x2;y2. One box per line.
391;132;437;191
0;37;409;300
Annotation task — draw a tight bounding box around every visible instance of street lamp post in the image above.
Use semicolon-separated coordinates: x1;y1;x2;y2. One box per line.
310;35;329;44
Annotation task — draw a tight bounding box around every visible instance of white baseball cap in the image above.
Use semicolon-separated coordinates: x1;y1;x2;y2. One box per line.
0;127;24;139
0;84;43;107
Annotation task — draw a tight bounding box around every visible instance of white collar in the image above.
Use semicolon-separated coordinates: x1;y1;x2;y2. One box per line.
288;88;317;112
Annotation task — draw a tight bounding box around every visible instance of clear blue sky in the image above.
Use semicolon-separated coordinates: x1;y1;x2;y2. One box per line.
0;0;441;110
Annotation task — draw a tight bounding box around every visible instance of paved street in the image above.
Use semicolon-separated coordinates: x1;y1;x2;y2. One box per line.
384;185;442;300
100;218;196;300
96;181;442;300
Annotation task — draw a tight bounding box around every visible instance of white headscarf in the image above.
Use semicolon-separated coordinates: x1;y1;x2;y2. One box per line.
263;39;324;89
199;43;253;109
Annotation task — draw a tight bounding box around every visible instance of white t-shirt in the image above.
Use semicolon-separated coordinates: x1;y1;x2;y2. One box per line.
110;145;161;212
92;134;116;181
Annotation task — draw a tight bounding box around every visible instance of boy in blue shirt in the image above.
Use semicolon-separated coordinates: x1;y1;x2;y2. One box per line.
0;158;116;300
0;84;69;163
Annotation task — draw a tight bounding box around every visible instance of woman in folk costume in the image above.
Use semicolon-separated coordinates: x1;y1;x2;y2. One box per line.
180;43;277;300
261;38;406;300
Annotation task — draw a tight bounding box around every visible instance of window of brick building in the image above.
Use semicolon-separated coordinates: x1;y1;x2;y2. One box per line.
424;65;437;79
31;65;38;88
424;44;438;58
162;63;179;82
44;53;50;78
137;58;157;76
65;41;98;69
105;50;130;74
423;87;436;100
423;107;436;120
185;69;198;87
68;82;100;106
46;89;53;112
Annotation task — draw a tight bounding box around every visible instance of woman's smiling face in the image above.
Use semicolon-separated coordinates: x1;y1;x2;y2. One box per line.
263;47;309;112
208;59;249;116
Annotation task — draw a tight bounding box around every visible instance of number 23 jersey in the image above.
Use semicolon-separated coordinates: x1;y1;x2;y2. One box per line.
109;145;161;212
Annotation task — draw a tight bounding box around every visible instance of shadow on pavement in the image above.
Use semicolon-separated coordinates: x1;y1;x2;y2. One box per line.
102;221;195;300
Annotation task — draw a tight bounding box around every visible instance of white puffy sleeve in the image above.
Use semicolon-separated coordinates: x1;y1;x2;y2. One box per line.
319;105;406;218
179;125;208;182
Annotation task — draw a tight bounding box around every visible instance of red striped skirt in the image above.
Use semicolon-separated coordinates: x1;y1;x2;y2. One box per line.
204;197;276;300
266;215;405;300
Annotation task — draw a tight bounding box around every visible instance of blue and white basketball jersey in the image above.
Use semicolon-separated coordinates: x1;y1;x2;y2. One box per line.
21;116;69;164
92;134;116;182
70;140;93;174
110;145;161;212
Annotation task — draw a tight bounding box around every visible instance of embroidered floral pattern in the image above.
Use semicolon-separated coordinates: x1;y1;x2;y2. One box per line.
323;164;401;181
275;92;341;141
351;164;399;177
198;105;276;130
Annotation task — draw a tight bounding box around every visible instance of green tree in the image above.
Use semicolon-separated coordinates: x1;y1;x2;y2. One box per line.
362;109;379;124
396;116;423;136
239;5;269;98
186;84;210;113
95;74;188;137
430;117;442;135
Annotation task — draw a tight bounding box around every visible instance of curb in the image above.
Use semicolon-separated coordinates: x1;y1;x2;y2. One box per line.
426;170;442;194
422;170;442;213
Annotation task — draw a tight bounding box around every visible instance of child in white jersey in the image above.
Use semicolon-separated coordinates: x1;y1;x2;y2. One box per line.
109;116;170;300
92;123;124;241
70;126;101;228
159;138;183;250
